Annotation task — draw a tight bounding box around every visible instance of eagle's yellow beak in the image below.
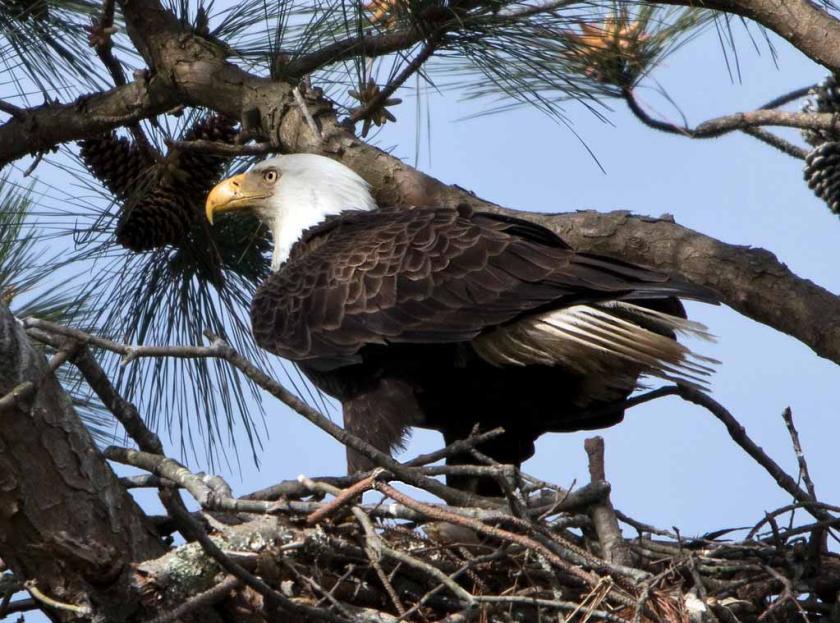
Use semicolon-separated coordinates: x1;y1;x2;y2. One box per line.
205;173;269;224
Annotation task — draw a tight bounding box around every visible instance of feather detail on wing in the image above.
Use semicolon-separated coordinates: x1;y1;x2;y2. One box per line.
472;302;718;390
251;206;720;379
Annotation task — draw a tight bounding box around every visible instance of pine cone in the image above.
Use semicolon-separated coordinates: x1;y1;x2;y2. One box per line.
115;187;193;251
177;113;239;197
802;76;840;146
804;141;840;215
79;133;153;200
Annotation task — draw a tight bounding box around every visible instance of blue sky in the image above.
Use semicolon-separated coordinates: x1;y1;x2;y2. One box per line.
6;7;839;582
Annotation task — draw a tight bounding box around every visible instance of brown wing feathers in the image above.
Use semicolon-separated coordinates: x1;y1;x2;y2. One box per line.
250;206;717;381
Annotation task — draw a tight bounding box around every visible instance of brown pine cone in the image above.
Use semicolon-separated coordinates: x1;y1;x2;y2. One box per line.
79;133;153;200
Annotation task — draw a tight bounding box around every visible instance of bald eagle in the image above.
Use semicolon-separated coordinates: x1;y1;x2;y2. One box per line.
206;155;717;494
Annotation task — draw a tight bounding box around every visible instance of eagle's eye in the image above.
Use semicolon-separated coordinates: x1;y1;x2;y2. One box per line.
263;169;278;184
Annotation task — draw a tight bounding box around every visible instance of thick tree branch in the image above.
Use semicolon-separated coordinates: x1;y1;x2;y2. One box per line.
0;75;178;167
0;302;164;621
648;0;840;73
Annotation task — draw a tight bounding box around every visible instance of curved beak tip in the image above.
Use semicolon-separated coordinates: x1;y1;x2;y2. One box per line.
205;175;243;224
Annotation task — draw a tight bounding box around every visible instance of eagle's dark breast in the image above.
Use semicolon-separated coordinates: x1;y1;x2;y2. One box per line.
251;206;715;494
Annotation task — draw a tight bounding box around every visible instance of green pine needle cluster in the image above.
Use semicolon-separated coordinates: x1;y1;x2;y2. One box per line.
0;176;116;444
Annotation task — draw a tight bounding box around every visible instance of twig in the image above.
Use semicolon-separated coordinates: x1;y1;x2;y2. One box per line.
0;382;35;412
373;482;640;610
745;501;840;541
164;138;274;156
283;0;578;79
615;509;679;539
404;427;506;466
0;343;78;412
146;575;241;623
358;508;475;607
584;437;632;567
370;555;407;617
305;470;383;525
164;497;353;623
349;37;438;125
282;27;430;78
676;386;834;524
781;407;817;500
473;595;628;622
89;0;125;86
315;564;356;608
622;87;836;144
109;447;516;522
22;151;45;177
25;582;91;616
759;85;815;110
0;100;24;119
293;87;322;140
280;559;357;620
243;474;364;500
119;474;176;489
758;566;800;621
72;345;164;454
302;477;476;608
740;127;808;159
105;447;281;514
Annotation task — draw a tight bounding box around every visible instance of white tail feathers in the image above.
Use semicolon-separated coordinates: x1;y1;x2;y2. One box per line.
472;303;718;392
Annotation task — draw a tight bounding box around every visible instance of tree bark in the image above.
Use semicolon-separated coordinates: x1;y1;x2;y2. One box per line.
0;302;164;621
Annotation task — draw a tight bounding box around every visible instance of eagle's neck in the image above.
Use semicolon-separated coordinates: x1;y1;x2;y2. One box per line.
265;176;377;270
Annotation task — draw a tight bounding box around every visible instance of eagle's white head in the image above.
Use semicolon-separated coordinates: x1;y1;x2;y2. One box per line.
206;154;377;270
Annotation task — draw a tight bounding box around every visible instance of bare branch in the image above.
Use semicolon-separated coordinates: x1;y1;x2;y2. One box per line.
623;87;835;140
163;497;353;623
164;138;273;156
676;386;834;524
0;76;178;167
740;127;808;159
646;0;840;73
374;482;640;610
584;437;633;567
759;85;815;110
24;582;91;617
781;407;818;500
348;36;439;126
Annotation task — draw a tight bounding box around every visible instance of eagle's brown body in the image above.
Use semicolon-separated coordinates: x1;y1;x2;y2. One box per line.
249;204;717;493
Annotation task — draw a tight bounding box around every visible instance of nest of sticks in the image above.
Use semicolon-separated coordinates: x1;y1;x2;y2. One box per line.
20;318;840;623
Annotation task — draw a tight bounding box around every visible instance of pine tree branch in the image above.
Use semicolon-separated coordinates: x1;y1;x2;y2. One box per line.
740;127;807;159
281;27;432;79
348;36;439;126
759;85;815;110
0;75;178;167
622;87;838;139
645;0;840;73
